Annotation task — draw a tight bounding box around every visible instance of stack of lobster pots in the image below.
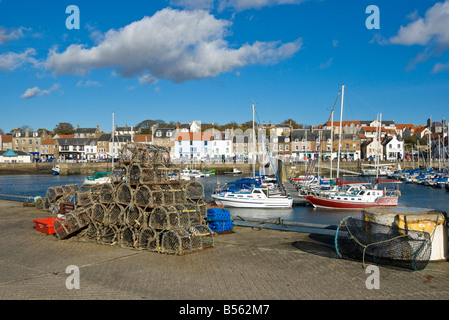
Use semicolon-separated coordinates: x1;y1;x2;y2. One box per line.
52;142;214;255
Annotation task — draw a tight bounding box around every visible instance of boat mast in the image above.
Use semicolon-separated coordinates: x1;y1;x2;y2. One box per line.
252;103;256;179
376;113;382;180
337;84;344;179
330;109;334;179
112;112;115;171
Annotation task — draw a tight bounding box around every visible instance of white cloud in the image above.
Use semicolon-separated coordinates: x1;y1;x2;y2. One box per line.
169;0;215;10
21;83;59;99
390;1;449;47
0;48;39;71
318;57;332;69
0;26;27;44
432;61;449;73
44;8;302;83
217;0;306;12
76;80;102;87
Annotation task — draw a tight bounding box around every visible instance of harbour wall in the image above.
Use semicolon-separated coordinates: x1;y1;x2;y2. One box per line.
0;160;429;176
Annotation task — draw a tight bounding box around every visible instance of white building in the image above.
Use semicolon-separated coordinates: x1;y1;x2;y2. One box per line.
210;131;233;162
174;132;212;160
0;149;32;163
382;136;404;161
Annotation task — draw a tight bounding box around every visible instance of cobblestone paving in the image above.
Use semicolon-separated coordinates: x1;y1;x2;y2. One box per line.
1;199;449;302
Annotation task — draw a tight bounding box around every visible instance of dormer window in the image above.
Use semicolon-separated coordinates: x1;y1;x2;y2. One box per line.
166;131;172;137
156;131;162;137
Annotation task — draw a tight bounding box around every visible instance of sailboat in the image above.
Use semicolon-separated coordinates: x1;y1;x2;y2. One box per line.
302;85;401;209
211;103;293;209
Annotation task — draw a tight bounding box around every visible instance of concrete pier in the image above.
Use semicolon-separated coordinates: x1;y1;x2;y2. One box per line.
1;199;449;305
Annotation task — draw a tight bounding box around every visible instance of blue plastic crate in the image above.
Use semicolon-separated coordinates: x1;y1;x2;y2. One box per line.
207;208;231;222
209;220;233;233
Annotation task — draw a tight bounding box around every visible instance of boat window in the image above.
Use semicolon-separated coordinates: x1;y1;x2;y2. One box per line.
359;191;365;195
253;190;261;193
367;192;370;195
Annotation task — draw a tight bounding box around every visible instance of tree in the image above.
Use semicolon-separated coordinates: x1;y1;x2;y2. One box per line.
281;119;301;129
53;122;75;135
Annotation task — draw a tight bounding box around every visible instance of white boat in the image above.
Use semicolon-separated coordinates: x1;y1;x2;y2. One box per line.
52;165;60;175
180;169;204;180
212;186;293;209
83;171;112;185
224;168;242;174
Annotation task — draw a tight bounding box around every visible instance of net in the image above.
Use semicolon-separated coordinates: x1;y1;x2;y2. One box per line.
335;216;432;271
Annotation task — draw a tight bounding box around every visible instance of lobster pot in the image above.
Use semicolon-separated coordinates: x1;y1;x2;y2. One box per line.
189;225;214;250
62;184;79;195
185;181;204;201
119;227;137;248
53;218;69;240
106;203;126;226
75;185;93;207
91;203;107;223
184;203;203;226
99;225;120;245
54;185;65;199
363;207;448;261
150;186;164;206
75;207;91;226
128;163;142;185
111;165;128;184
335;216;432;271
173;204;191;227
140;165;158;184
120;142;139;162
85;221;100;241
145;149;164;165
35;197;45;210
87;184;102;203
161;185;176;205
46;187;60;203
197;200;207;219
136;227;159;251
173;186;186;204
133;185;153;208
160;228;192;255
166;165;181;182
149;206;169;230
126;205;144;227
99;183;116;204
115;183;133;206
156;167;171;183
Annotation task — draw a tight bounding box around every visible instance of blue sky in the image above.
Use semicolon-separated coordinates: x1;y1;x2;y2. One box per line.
1;0;449;133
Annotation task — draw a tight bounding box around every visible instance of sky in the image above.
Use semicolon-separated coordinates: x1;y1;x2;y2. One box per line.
1;0;449;133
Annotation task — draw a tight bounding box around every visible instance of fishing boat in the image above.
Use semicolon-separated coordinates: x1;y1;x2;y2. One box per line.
212;185;293;209
52;165;60;175
303;179;400;209
83;171;112;185
180;168;204;180
224;168;242;174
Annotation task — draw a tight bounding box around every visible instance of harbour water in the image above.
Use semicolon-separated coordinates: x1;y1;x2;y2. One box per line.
1;173;449;229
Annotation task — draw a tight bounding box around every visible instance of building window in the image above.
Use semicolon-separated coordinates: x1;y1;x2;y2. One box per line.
285;145;289;151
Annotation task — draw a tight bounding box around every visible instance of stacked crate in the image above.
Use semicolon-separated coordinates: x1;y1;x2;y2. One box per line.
53;142;214;255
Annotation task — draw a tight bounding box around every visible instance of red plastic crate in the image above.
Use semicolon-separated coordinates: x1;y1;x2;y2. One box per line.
33;217;58;235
